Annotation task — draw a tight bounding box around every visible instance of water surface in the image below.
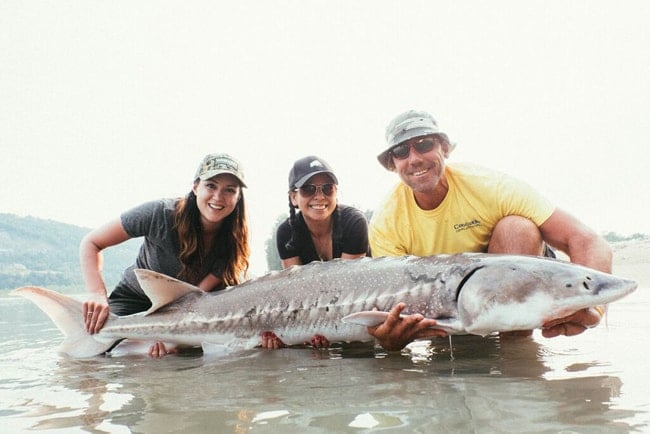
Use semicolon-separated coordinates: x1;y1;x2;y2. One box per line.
1;280;648;433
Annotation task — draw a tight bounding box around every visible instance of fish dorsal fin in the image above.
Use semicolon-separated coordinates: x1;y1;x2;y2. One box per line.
134;269;202;315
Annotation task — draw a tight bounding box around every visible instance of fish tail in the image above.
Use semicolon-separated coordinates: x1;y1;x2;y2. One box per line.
12;286;117;357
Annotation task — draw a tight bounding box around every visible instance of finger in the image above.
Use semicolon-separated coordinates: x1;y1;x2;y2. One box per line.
412;328;448;339
542;309;582;328
83;303;95;333
87;312;99;334
310;335;329;348
89;307;106;334
582;308;602;328
95;309;109;334
541;326;561;338
565;323;587;337
383;303;406;327
262;332;284;349
317;335;330;348
395;312;425;334
270;336;280;349
149;342;168;358
542;322;586;338
261;332;271;348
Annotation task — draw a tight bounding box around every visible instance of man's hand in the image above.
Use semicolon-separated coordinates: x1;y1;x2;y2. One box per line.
366;303;447;351
541;307;602;338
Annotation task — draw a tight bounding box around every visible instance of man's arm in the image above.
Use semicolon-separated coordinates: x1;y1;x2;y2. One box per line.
539;208;612;273
538;208;613;337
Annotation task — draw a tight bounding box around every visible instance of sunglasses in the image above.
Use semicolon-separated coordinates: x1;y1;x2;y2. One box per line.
390;138;436;160
296;183;336;197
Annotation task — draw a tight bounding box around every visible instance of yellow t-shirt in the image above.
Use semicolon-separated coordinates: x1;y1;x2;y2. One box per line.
369;163;555;257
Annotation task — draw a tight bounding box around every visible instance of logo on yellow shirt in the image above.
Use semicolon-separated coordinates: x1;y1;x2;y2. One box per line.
454;219;481;232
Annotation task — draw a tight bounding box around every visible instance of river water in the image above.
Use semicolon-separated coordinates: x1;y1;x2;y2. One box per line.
1;267;648;433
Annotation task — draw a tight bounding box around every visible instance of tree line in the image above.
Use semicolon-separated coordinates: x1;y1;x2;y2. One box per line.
0;214;138;290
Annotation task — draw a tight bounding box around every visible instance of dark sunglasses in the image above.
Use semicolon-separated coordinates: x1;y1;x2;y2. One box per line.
296;183;336;197
390;138;436;160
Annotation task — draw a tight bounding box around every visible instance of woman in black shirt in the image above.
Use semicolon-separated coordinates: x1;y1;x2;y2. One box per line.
276;155;369;267
263;155;370;349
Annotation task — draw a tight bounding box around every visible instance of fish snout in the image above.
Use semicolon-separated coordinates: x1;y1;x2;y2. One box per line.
573;273;638;298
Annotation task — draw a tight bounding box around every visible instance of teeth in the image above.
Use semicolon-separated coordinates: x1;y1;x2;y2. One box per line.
311;204;327;210
209;204;224;210
413;169;428;176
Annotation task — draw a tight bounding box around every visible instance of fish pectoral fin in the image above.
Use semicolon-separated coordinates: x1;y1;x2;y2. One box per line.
202;338;257;356
341;311;392;327
134;269;203;315
432;318;465;335
343;311;464;334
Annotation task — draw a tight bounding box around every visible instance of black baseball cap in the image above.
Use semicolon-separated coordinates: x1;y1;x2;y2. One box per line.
288;155;339;190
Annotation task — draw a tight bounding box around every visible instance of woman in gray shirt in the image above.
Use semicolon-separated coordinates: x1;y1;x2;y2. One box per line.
80;153;250;357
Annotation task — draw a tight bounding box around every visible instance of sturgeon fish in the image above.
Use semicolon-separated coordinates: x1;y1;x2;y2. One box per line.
13;253;637;358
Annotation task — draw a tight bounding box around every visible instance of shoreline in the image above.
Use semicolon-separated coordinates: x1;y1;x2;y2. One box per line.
611;238;649;287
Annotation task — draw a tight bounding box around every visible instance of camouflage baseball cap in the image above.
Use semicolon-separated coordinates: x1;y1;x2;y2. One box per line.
194;153;246;187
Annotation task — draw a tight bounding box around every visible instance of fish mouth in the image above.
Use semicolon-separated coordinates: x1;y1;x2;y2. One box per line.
454;266;485;301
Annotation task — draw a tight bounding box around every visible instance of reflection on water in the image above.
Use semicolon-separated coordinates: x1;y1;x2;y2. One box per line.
1;286;649;433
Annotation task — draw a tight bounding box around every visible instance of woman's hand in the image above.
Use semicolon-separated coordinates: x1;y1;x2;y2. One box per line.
83;294;110;334
260;332;330;349
148;341;179;358
261;331;285;349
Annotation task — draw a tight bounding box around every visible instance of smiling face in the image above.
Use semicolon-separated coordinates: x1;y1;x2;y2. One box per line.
392;136;449;192
290;173;338;223
391;135;452;209
192;173;241;231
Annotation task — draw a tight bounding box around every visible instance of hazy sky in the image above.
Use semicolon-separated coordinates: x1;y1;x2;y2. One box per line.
2;1;649;274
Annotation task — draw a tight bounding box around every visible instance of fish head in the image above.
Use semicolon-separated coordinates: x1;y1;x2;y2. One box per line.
455;255;638;336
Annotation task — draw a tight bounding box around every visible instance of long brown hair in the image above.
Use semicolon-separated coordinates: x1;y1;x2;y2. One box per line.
173;188;250;287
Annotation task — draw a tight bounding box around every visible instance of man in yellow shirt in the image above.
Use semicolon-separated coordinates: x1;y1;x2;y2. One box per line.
368;110;612;351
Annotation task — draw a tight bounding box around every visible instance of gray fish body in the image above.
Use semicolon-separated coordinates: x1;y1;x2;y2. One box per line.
13;254;637;357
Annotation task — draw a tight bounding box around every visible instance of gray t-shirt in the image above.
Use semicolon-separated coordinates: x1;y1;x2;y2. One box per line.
109;198;223;315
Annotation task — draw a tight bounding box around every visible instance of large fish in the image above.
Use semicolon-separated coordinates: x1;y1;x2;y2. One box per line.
13;254;637;358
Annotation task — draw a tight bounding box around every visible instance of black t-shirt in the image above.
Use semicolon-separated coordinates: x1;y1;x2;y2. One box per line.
276;204;370;264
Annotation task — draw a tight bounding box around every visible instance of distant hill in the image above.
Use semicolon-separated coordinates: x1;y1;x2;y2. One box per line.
1;213;645;291
0;214;140;290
